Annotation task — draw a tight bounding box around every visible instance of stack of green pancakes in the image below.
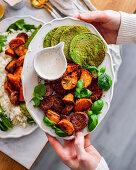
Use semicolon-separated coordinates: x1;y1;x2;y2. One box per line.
43;25;106;67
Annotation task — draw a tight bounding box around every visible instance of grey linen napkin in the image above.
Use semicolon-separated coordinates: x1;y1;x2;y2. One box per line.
50;0;122;79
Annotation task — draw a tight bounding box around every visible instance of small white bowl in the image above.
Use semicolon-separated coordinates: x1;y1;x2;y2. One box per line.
34;42;67;81
4;0;25;9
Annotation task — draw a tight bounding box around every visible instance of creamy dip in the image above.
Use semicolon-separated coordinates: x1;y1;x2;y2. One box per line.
5;0;21;6
36;51;66;80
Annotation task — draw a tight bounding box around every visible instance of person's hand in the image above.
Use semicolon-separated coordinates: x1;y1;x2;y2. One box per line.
46;132;101;170
75;10;121;44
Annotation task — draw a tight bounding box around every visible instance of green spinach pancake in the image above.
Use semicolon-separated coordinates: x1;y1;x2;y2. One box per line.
70;33;106;67
51;26;69;46
43;27;58;48
60;25;91;61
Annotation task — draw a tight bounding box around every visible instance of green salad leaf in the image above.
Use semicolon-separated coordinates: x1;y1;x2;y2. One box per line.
54;127;68;137
0;106;12;131
33;84;46;98
74;79;92;98
23;24;37;31
91;100;104;114
31;84;46;108
0;35;7;53
88;114;98;132
7;19;37;32
20;103;35;124
43;116;68;137
43;116;55;127
25;24;42;48
31;97;41;108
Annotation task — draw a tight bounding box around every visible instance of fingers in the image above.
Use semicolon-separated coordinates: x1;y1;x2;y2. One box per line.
74;132;86;160
46;133;64;158
84;133;91;148
74;11;109;23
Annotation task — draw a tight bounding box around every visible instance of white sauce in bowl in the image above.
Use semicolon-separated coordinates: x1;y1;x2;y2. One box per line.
34;42;67;80
36;51;65;79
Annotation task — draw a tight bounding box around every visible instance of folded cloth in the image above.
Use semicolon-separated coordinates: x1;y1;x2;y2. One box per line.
50;0;122;80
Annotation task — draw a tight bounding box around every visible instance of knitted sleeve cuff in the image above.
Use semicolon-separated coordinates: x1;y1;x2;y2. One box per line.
116;11;136;44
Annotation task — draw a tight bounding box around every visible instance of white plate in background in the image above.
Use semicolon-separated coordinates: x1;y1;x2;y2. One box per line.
0;16;44;138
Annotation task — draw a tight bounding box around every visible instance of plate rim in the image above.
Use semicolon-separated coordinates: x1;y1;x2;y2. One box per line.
0;15;45;138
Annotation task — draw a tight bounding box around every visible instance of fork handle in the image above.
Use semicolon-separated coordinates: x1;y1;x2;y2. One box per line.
51;11;59;19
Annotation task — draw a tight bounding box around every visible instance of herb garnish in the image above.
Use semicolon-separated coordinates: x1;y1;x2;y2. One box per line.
31;84;46;107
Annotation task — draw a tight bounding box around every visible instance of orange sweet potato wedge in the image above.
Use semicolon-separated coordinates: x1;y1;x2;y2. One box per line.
80;69;92;88
63;63;80;76
16;55;25;67
74;98;92;112
14;45;27;57
46;110;60;124
61;71;78;90
4;81;14;95
58;119;74;136
5;48;16;57
9;38;25;50
62;93;74;104
19;86;25;102
5;59;17;73
7;67;23;90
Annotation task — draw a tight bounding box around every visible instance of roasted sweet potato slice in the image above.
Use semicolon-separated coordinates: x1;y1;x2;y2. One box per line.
62;93;74;104
16;55;25;67
5;59;17;73
61;71;78;90
70;112;89;132
44;83;54;98
63;63;80;76
60;115;70;121
4;81;14;95
52;94;63;113
39;96;54;111
80;69;92;88
9;38;25;50
61;105;74;115
5;49;16;57
17;33;28;42
10;91;19;105
14;45;27;57
74;98;92;112
46;109;60;124
7;67;23;90
19;86;25;102
58;119;74;136
55;83;66;95
88;78;102;102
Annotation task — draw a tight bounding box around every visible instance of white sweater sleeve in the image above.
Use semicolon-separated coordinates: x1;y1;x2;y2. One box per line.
95;157;109;170
116;12;136;44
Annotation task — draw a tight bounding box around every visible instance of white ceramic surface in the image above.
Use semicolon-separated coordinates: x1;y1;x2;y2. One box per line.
0;16;44;138
3;0;25;9
34;42;67;81
22;17;115;140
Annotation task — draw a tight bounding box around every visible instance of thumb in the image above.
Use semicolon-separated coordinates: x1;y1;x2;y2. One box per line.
75;11;108;23
74;132;86;160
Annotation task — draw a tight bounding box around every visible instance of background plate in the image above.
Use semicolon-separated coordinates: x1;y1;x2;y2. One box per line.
0;16;44;138
22;17;115;140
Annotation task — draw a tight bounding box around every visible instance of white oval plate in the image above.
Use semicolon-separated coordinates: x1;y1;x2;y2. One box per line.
22;17;115;140
0;16;44;138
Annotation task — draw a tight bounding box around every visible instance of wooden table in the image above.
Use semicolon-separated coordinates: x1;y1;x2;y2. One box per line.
91;0;136;13
0;0;136;170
